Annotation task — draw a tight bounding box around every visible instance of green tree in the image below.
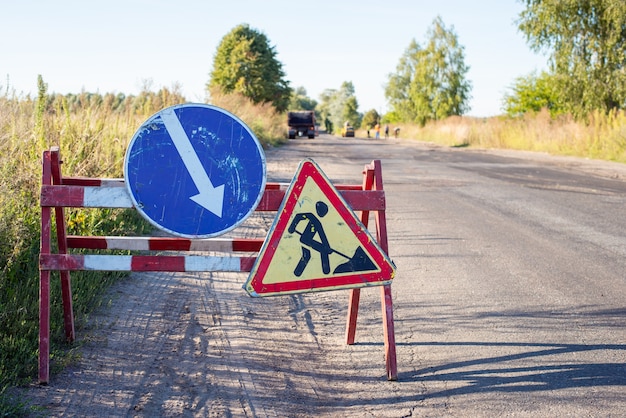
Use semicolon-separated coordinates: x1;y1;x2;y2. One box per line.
208;24;292;112
518;0;626;116
362;109;380;129
342;96;361;128
317;82;361;133
385;40;421;123
317;89;335;133
289;86;317;111
502;70;562;116
385;16;472;126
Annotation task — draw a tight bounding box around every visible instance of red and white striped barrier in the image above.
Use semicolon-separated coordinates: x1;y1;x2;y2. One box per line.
40;180;293;209
65;236;263;252
39;254;256;272
38;146;396;383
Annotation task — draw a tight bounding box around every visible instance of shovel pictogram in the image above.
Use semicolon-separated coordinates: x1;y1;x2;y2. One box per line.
289;201;376;276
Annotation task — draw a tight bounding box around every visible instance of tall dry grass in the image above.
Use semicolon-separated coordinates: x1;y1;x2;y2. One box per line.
208;88;288;148
391;109;626;163
0;84;188;409
0;79;289;413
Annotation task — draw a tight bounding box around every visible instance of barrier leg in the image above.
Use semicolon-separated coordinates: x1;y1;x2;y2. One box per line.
371;160;398;380
39;150;52;384
60;270;74;342
381;284;397;380
50;149;75;342
345;162;376;344
345;288;361;344
38;269;51;384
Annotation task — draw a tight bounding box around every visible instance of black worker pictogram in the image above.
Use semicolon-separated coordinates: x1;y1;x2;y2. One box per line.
288;200;377;277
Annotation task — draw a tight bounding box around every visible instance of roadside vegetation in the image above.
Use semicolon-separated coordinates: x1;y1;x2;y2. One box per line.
2;1;626;414
374;109;626;163
0;76;286;415
369;2;626;163
208;88;287;148
0;78;186;414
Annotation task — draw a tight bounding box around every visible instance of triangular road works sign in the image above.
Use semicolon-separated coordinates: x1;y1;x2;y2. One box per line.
245;159;396;297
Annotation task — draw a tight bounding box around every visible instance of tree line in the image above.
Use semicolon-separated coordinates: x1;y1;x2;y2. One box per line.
31;84;187;116
505;0;626;118
209;0;626;131
22;1;626;130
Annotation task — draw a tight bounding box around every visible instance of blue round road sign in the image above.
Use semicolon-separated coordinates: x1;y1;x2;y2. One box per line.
124;103;266;238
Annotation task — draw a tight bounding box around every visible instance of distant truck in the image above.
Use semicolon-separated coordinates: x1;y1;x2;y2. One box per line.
287;111;316;139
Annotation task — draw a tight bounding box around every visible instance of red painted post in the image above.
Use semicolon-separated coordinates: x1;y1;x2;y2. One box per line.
345;161;376;344
345;160;397;379
381;284;397;380
372;160;397;381
345;289;360;345
50;148;75;342
39;150;53;384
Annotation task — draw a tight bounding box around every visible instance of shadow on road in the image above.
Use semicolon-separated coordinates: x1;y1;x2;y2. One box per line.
402;340;625;394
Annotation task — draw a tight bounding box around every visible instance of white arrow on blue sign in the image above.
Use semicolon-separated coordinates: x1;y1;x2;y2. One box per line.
124;103;267;238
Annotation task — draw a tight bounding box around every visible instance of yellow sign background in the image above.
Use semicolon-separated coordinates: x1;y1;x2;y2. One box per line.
262;176;380;284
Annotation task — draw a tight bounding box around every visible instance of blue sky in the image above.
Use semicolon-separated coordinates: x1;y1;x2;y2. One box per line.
2;0;548;117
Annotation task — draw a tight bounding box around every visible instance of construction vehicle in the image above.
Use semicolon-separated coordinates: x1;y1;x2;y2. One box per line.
287;111;316;139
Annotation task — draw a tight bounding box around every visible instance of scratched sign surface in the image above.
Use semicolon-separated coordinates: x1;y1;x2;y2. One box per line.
124;103;266;238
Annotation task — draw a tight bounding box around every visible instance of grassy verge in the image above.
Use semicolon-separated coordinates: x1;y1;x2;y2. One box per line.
0;80;286;415
379;109;626;163
209;88;288;148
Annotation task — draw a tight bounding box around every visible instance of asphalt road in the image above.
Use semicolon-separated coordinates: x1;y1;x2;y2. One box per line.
24;134;625;417
262;134;626;416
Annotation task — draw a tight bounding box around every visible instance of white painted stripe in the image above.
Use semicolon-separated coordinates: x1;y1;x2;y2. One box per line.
184;256;241;271
83;186;133;208
161;108;225;217
83;255;132;270
190;239;233;252
106;237;150;251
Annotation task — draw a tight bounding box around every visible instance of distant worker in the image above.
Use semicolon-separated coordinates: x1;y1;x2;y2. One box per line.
394;127;400;138
324;117;331;133
374;123;380;139
384;125;389;139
